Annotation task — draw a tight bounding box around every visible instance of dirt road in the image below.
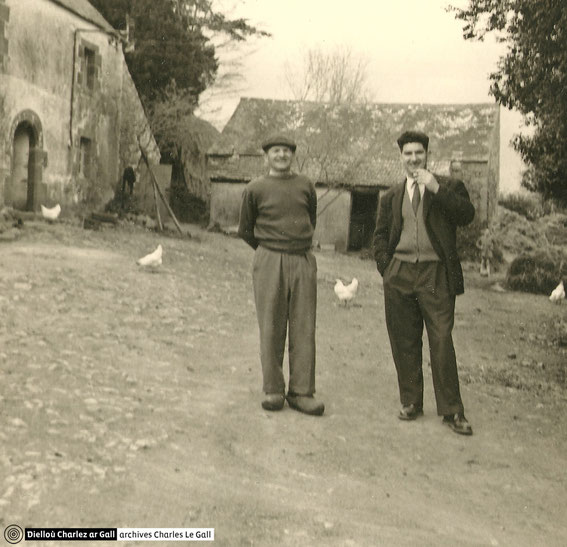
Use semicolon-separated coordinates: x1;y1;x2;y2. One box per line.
1;221;566;546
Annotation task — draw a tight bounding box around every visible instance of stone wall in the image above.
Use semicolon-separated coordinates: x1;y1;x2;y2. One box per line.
0;0;8;71
451;159;492;226
0;0;157;213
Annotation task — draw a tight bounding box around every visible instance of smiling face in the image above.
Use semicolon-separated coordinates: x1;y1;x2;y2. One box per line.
266;145;294;175
400;142;428;177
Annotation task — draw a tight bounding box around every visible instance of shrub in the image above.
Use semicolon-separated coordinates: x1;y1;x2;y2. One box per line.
457;222;504;267
498;192;543;220
170;186;208;224
505;248;567;294
457;222;482;262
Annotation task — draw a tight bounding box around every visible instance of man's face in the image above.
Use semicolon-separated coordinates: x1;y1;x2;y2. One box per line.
400;142;428;177
266;145;294;174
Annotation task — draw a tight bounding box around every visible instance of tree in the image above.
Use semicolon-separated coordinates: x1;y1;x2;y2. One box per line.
145;81;197;162
281;46;376;213
284;45;373;104
90;0;268;104
89;0;268;165
451;0;567;203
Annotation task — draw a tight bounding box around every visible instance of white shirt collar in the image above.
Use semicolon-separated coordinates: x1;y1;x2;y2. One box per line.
406;177;424;198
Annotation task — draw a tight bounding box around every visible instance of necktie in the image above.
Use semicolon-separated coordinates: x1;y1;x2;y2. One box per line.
412;181;421;214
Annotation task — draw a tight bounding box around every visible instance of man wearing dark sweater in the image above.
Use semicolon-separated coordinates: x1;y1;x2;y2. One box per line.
238;134;324;416
373;130;475;435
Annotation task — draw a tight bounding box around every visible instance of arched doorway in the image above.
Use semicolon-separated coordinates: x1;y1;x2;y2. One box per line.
9;123;34;210
6;111;44;211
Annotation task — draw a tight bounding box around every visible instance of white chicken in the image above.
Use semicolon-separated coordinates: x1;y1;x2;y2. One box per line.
549;280;565;304
41;204;61;221
136;244;162;267
334;278;359;307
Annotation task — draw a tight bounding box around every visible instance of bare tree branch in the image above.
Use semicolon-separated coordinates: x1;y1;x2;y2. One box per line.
284;45;373;104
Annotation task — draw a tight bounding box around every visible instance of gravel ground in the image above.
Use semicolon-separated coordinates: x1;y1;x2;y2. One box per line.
1;219;566;546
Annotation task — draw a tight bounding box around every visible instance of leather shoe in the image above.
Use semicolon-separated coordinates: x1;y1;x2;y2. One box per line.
398;404;423;421
261;393;285;411
443;413;473;436
286;394;325;416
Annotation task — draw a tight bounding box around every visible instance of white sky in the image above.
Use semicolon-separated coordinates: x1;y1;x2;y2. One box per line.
198;0;526;191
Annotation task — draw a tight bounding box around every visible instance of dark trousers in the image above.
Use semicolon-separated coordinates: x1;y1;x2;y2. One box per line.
383;259;464;416
252;246;317;396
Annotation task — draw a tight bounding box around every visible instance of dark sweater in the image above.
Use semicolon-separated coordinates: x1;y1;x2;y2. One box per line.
238;173;317;253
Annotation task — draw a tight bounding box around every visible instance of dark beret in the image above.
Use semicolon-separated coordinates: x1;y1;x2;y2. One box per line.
261;134;297;153
397;130;429;151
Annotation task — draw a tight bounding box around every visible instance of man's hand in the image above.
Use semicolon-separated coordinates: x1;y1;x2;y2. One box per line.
414;169;439;194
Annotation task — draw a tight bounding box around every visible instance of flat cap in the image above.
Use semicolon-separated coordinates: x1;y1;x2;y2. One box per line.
397;130;429;151
261;133;297;153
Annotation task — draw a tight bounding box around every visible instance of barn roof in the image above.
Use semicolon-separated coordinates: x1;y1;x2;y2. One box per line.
50;0;116;34
207;98;499;187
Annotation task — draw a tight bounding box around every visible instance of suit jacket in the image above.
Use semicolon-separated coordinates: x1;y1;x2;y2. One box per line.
373;174;475;295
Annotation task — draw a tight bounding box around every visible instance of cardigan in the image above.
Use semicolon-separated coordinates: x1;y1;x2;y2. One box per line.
373;174;475;295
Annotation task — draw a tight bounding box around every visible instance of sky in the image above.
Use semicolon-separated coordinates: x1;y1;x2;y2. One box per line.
197;0;526;191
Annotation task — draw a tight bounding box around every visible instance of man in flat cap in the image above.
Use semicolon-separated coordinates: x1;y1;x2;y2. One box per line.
238;133;324;416
373;130;475;435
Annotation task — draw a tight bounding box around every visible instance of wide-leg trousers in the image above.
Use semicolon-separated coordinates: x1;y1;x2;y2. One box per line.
383;258;464;416
252;246;317;396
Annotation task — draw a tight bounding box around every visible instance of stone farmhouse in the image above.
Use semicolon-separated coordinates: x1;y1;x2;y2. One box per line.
207;98;500;251
0;0;158;213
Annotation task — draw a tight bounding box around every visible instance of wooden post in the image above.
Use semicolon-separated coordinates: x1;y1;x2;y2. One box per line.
153;179;163;231
138;142;183;235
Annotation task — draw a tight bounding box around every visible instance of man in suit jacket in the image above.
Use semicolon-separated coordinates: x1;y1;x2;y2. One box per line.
373;130;475;435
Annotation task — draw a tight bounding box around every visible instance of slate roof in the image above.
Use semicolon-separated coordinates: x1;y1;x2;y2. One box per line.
50;0;116;34
207;98;499;188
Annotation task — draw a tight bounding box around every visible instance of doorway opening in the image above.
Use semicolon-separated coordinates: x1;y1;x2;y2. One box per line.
8;123;35;210
347;190;378;251
6;111;44;211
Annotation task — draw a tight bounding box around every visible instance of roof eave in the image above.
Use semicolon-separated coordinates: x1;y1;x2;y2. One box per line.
48;0;118;36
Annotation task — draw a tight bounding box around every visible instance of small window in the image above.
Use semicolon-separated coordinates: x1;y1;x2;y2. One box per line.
82;47;96;90
80;137;92;178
